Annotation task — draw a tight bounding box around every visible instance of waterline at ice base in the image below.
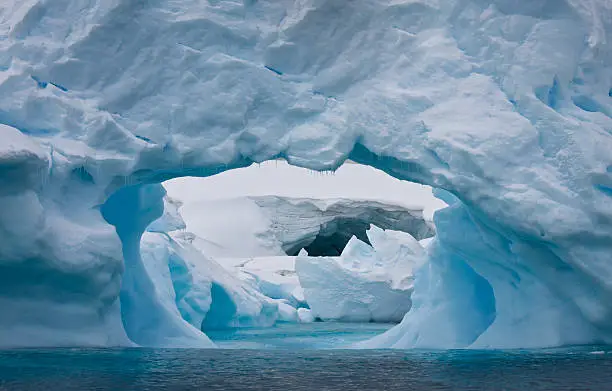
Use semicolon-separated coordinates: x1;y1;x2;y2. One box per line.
1;0;612;352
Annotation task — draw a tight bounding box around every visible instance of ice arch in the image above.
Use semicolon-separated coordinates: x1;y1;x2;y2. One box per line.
1;0;612;348
298;217;374;256
243;196;435;257
100;184;213;347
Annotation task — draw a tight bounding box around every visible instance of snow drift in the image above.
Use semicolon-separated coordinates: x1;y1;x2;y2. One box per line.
1;0;612;348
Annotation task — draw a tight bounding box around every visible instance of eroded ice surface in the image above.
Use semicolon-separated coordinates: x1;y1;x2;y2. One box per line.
1;0;612;348
296;226;424;323
140;233;278;337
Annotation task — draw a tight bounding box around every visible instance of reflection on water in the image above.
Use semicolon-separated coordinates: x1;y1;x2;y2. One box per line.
206;322;394;349
1;323;611;391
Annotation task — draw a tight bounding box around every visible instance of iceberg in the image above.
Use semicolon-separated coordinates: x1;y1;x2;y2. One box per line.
1;0;611;348
296;226;423;323
140;232;279;336
139;200;280;344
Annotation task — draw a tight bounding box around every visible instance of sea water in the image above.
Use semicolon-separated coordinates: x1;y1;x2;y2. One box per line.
1;323;611;390
206;322;394;349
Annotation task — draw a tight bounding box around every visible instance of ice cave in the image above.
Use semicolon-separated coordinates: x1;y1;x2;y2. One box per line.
1;0;612;355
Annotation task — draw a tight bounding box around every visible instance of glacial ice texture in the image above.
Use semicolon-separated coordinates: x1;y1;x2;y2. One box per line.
140;232;279;335
296;226;424;323
1;0;612;348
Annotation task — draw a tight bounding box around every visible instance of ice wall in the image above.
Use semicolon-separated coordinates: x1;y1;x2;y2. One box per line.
0;125;131;347
1;0;612;348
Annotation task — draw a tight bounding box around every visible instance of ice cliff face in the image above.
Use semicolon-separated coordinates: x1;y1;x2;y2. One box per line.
1;0;612;348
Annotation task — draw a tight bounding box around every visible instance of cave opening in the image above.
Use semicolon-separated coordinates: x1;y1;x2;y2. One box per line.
295;218;371;257
99;159;463;349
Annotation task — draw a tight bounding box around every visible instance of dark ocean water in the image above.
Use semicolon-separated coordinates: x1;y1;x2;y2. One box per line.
2;347;612;390
1;323;611;391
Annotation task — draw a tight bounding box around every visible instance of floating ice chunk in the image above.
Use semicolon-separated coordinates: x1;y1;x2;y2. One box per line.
277;301;299;323
297;308;315;323
296;255;413;323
